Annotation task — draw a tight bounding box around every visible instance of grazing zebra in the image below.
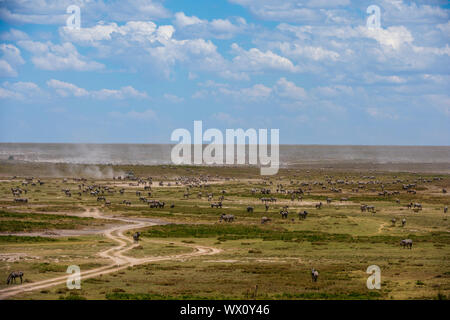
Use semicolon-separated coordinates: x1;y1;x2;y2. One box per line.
298;211;308;220
247;206;254;213
326;198;332;204
211;202;222;208
6;271;23;285
133;232;141;243
444;206;448;214
219;214;234;222
279;210;288;219
261;217;271;224
315;202;322;209
311;268;319;282
402;218;406;227
391;218;396;226
360;204;367;212
400;239;413;249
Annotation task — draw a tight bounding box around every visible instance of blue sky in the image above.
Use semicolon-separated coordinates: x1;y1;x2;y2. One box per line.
0;0;449;145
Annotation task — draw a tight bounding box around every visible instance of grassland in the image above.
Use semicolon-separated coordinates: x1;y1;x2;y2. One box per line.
0;161;448;300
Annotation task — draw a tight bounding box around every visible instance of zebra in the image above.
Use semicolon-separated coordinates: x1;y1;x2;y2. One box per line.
280;210;288;219
133;232;141;243
219;214;234;222
315;202;322;209
211;202;222;208
298;211;308;220
311;268;319;282
6;271;23;285
261;217;271;224
391;218;396;226
247;206;254;213
402;218;406;227
400;239;413;249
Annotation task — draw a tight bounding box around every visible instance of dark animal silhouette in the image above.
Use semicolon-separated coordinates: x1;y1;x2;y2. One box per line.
6;271;23;285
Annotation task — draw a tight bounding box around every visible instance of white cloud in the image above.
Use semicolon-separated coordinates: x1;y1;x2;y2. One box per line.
231;43;299;73
18;40;104;71
275;77;307;99
47;79;148;99
0;29;30;41
359;26;414;50
0;0;170;25
46;79;89;97
0;81;42;100
0;44;25;77
92;86;148;100
174;12;203;27
164;93;184;103
363;73;407;84
0;60;18;77
380;0;448;24
59;21;174;46
173;12;246;39
276;42;340;61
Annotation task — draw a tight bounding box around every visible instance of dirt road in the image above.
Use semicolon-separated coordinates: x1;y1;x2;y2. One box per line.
0;208;221;299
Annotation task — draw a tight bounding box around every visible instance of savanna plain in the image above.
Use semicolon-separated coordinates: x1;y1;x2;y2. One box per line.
0;161;448;300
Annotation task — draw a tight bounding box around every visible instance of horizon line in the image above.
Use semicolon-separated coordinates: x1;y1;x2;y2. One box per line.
0;142;449;147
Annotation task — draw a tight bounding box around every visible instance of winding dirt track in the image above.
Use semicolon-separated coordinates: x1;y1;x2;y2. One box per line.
0;208;221;300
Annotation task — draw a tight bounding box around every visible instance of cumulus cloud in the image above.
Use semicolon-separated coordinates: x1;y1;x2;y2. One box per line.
0;44;25;77
0;29;30;41
0;0;170;25
0;81;43;100
173;12;246;39
275;78;307;100
231;43;299;73
18;40;104;71
47;79;148;99
46;79;89;97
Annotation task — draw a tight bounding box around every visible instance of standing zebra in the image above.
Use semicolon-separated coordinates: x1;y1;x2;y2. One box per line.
133;232;141;243
311;268;319;282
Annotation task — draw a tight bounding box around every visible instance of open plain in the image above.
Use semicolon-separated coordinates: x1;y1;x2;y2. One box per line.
0;161;448;300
